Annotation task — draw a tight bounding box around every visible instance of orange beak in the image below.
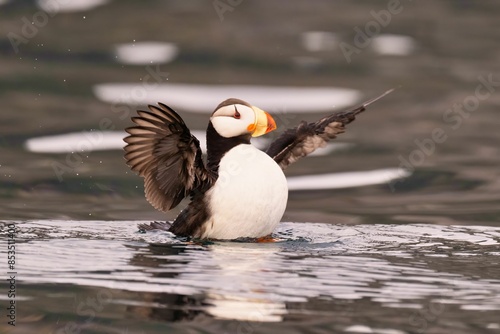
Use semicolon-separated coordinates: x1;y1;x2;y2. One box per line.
250;106;277;137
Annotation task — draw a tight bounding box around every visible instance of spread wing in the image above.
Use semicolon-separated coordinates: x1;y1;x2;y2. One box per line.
124;103;214;212
266;89;394;170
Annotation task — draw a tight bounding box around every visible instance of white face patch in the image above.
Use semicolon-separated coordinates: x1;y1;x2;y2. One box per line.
210;104;256;138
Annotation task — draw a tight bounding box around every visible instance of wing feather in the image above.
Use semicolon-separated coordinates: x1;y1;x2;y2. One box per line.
124;103;214;212
267;89;394;169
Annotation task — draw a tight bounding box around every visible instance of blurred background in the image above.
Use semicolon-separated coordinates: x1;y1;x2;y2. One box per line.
1;0;499;226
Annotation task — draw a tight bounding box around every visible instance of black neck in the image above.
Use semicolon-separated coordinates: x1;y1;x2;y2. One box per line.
206;122;251;174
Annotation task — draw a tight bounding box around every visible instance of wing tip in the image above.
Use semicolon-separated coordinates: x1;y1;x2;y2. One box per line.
361;87;397;108
349;87;397;116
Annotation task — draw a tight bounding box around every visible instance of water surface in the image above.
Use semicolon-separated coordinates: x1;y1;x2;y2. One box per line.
1;220;499;334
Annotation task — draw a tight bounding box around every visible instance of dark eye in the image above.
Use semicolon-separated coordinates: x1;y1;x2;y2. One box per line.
234;106;241;119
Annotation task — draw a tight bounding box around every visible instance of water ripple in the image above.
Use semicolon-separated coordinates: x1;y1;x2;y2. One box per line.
1;220;499;333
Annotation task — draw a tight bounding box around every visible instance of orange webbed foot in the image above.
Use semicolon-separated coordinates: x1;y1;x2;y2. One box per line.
256;235;278;243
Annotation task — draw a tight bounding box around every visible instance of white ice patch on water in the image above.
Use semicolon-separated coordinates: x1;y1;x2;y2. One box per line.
301;31;339;52
36;0;109;13
93;83;362;114
287;168;411;190
372;34;416;56
24;131;124;153
345;325;407;334
114;42;178;65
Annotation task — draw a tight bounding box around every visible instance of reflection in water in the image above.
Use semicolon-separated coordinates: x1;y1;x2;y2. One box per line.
93;83;361;113
197;244;287;322
126;243;287;322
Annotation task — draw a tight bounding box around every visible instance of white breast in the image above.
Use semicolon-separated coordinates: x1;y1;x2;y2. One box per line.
202;144;288;239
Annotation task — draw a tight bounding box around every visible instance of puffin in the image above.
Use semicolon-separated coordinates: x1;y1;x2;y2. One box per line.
124;89;392;240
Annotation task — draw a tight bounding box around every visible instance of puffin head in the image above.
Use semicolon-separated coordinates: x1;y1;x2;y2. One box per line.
210;98;277;138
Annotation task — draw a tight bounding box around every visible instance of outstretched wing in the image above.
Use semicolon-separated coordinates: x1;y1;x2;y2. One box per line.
266;89;394;170
124;103;214;212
